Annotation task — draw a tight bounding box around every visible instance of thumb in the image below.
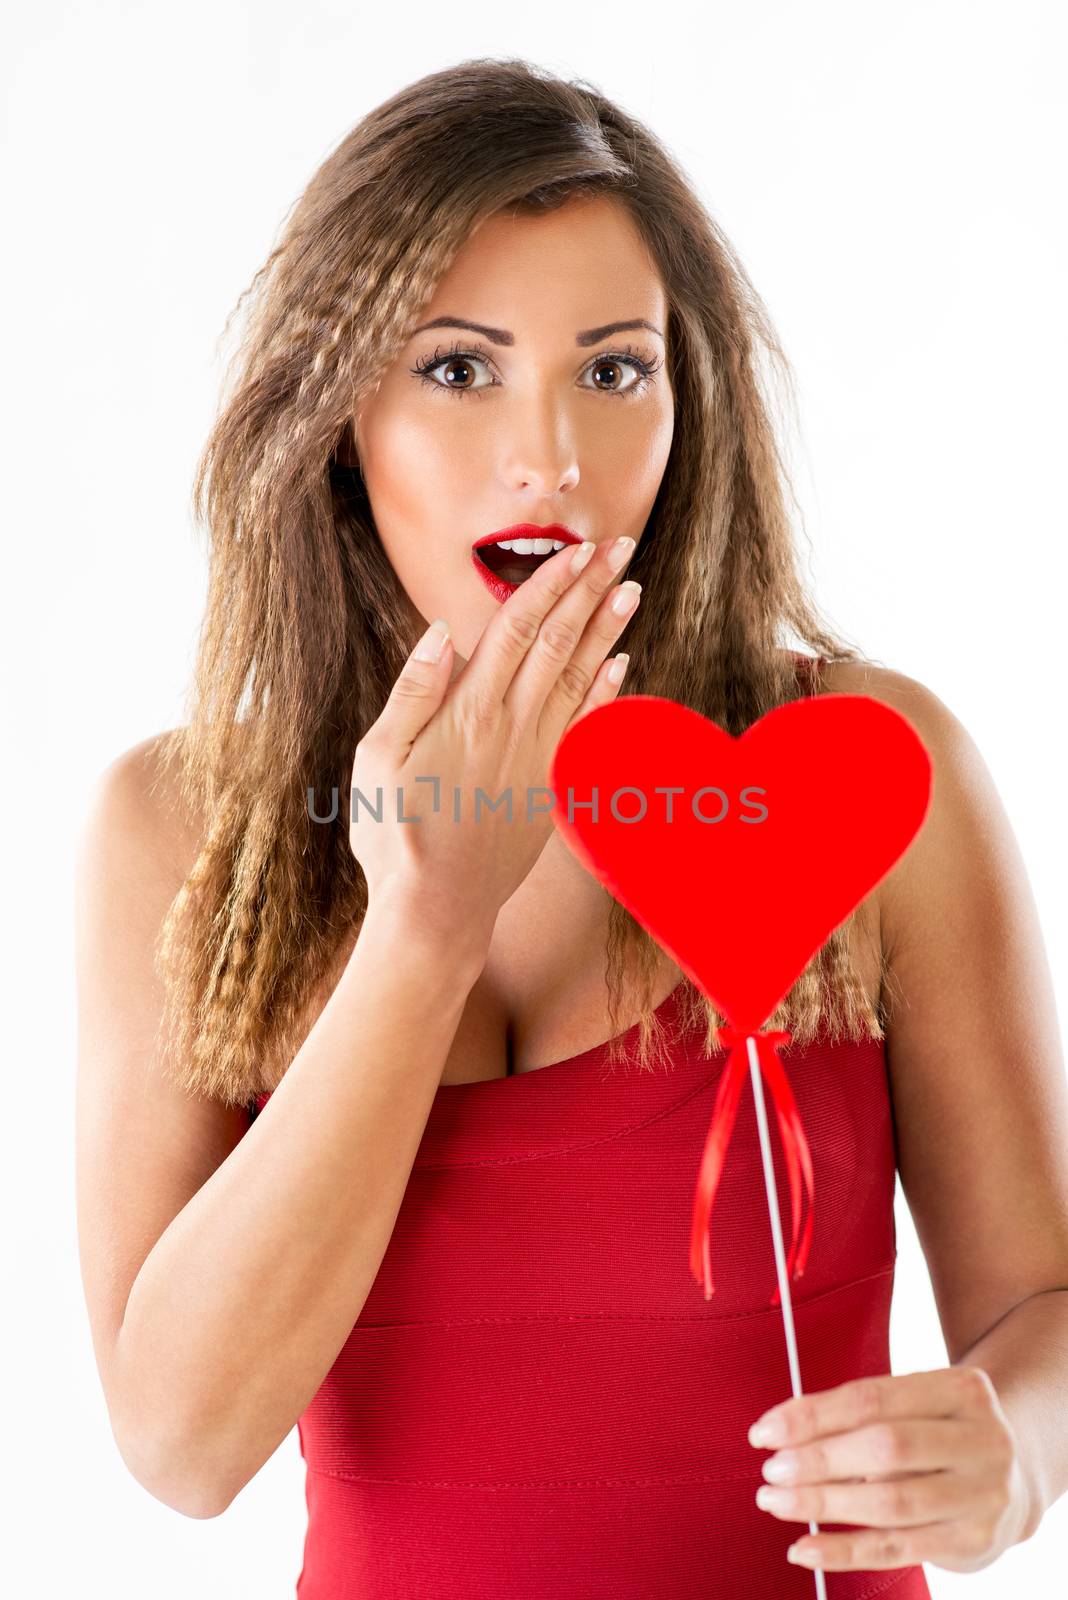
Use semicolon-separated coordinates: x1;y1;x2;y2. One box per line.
379;618;453;749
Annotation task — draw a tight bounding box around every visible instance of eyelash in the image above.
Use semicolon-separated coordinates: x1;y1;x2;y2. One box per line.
409;339;662;401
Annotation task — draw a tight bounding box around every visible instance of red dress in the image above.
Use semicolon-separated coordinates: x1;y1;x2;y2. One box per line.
250;1001;930;1598
247;654;930;1596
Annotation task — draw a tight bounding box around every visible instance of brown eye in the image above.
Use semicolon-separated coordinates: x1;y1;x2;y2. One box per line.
438;357;477;391
411;346;495;400
580;346;660;400
590;358;628;392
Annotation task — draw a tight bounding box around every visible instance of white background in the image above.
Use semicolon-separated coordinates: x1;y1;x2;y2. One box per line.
3;1;1065;1594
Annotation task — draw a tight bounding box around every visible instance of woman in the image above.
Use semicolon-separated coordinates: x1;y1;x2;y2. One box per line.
74;57;1068;1597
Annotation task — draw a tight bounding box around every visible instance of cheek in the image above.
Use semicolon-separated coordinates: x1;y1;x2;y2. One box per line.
362;414;475;560
369;410;477;512
359;424;489;629
593;405;674;503
644;396;675;468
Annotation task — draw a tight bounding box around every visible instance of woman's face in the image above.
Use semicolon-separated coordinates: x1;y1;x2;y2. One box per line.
351;193;675;677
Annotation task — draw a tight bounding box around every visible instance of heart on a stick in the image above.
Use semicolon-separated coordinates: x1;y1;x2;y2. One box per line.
549;692;932;1030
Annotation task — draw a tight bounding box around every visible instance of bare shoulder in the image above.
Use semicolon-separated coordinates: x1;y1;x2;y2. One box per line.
811;659;948;950
817;655;933;716
813;657;992;953
80;728;207;876
816;654;961;758
80;722;261;894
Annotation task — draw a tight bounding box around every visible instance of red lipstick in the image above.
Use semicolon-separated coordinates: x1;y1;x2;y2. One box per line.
471;523;584;604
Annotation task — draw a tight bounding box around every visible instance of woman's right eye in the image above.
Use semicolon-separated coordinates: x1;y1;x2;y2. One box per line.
410;345;495;400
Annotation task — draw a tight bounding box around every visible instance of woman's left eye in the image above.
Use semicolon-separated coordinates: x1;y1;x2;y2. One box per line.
409;343;660;401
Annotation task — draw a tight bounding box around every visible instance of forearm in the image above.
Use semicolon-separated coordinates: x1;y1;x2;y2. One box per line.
113;890;487;1517
954;1286;1068;1542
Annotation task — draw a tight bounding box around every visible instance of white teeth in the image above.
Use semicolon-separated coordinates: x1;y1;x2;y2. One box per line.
491;537;567;554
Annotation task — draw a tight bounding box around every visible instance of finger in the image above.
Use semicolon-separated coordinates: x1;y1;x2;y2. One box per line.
370;617;453;756
566;651;631;730
455;538;596;715
503;535;637;727
787;1516;979;1573
764;1417;991;1487
750;1366;990;1450
534;578;641;743
757;1460;1004;1530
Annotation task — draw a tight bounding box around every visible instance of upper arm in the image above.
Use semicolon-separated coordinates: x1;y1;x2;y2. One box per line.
841;663;1068;1361
74;733;251;1461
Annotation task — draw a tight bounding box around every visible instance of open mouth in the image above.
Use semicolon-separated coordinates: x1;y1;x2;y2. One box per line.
475;544;559;586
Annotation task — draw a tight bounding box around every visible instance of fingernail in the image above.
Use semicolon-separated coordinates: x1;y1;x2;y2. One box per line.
762;1452;797;1483
608;535;636;571
414;619;450;662
570;540;596;574
748;1416;786;1447
788;1544;820;1566
755;1486;793;1512
606;652;629;685
610;581;641;616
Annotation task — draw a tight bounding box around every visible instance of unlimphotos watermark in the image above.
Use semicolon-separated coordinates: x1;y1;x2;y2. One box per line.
307;779;770;826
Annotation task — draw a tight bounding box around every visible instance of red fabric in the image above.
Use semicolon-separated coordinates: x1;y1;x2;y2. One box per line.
250;1002;930;1598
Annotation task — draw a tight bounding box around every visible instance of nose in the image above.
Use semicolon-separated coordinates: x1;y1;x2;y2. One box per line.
497;396;580;495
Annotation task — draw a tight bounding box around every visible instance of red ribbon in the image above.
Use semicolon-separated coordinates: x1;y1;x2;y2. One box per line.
689;1026;815;1306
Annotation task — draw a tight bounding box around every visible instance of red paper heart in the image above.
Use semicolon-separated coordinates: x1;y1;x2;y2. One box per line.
549;691;932;1032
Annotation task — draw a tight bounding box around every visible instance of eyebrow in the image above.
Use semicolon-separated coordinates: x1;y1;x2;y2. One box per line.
409;315;664;348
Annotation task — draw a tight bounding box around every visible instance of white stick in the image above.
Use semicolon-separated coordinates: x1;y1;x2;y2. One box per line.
747;1032;827;1599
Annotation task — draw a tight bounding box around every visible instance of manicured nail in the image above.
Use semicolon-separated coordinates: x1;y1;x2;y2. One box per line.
762;1452;797;1482
570;540;596;574
610;580;641;616
755;1486;794;1512
608;535;636;571
414;619;450;662
788;1544;820;1566
607;652;629;685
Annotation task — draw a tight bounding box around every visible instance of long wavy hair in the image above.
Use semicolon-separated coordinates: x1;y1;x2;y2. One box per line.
154;56;887;1109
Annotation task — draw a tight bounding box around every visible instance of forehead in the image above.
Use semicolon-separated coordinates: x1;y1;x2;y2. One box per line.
420;194;667;330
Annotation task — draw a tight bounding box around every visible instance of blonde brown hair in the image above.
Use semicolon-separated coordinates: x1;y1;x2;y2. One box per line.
155;56;885;1109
